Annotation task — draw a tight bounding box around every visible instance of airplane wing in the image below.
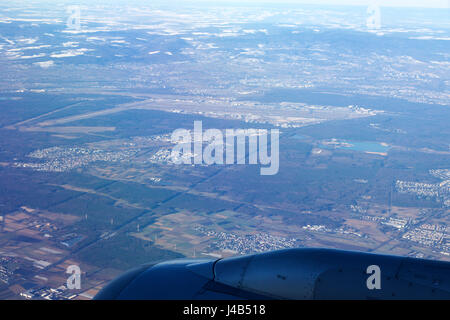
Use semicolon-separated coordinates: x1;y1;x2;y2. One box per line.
94;248;450;300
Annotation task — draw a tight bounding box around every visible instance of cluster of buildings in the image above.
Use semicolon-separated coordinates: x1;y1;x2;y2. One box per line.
350;204;367;214
369;123;407;134
402;224;449;250
347;105;381;116
14;146;139;172
363;215;410;231
13;133;182;173
194;226;298;255
381;217;409;230
12;133;177;177
20;285;76;300
396;180;440;198
396;168;450;207
129;134;172;145
149;148;190;165
359;213;449;255
302;224;362;237
430;169;450;181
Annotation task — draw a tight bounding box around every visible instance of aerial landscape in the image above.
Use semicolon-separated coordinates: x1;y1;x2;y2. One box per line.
0;0;449;300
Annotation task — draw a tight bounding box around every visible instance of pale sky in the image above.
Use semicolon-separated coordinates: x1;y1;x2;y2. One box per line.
285;0;450;8
194;0;450;8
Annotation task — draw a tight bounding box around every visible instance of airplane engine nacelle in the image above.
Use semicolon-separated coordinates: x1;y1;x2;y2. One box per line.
95;248;450;300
